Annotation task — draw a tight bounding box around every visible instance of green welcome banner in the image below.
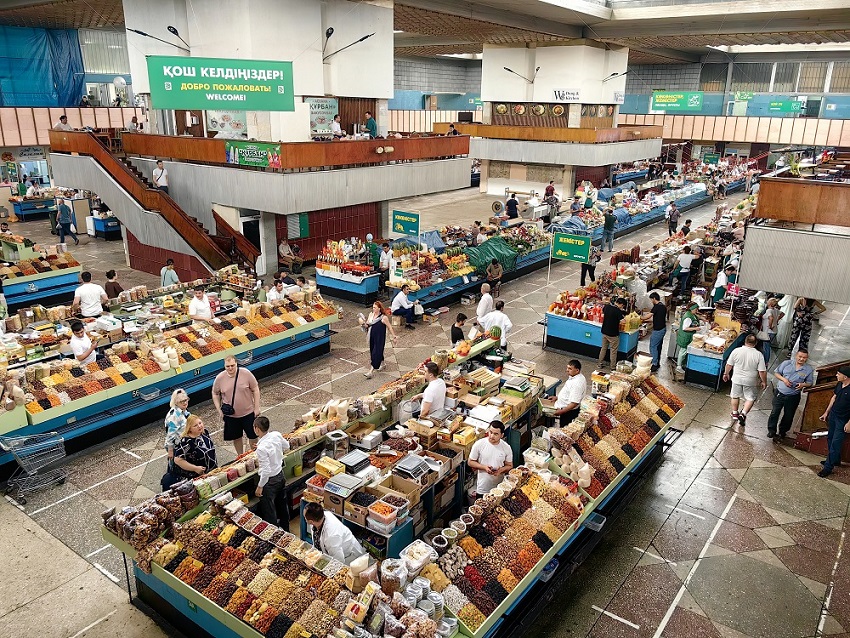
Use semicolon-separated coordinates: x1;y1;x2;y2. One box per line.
392;210;420;237
734;91;754;101
146;56;295;111
769;100;802;113
703;152;720;165
552;232;591;263
651;91;704;111
225;141;282;168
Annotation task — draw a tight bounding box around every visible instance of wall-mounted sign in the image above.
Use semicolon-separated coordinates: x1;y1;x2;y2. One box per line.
704;152;720;165
147;55;295;111
768;100;802;113
16;146;46;161
651;91;704;111
552;232;591;263
613;91;625;105
552;88;581;103
305;97;339;135
392;210;420;237
225;140;282;168
734;91;754;101
205;110;247;137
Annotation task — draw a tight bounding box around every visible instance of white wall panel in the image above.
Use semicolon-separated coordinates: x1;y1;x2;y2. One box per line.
470;138;662;167
738;226;850;304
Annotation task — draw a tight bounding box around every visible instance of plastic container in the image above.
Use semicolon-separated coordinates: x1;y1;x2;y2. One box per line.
431;534;449;555
310;329;326;339
428;591;444;619
459;513;474;527
139;387;161;401
413;576;431;596
366;516;397;535
380;494;410;517
441;527;458;545
368;500;400;525
406;583;423;603
449;519;467;536
417;599;435;618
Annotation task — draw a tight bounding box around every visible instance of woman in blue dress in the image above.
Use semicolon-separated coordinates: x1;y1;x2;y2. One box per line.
362;301;397;378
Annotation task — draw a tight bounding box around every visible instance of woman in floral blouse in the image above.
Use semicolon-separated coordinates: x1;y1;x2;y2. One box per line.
164;389;191;461
172;415;217;480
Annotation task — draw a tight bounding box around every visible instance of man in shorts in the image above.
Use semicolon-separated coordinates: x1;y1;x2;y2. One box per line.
723;334;767;428
212;355;261;454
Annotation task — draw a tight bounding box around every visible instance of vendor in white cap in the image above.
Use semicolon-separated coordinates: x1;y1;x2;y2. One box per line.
365;233;380;268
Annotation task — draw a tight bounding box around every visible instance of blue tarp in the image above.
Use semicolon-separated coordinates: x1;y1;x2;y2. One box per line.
614;169;648;184
597;188;615;201
0;26;84;106
393;229;446;253
550;216;589;235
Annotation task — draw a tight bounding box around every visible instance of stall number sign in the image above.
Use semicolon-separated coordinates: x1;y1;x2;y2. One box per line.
146;55;295;111
552;232;591;264
392;210;420;237
651;91;704;112
727;283;741;296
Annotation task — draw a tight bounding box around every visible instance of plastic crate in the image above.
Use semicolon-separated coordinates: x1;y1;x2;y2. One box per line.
366;516;397;535
368;500;400;525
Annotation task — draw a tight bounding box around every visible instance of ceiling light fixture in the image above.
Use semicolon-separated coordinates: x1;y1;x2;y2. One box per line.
127;28;189;53
503;66;539;84
323;32;375;62
323;27;334;55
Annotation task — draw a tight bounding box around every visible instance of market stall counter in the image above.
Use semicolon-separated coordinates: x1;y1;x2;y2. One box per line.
11;196;57;221
544;313;639;362
96;355;685;638
684;331;746;390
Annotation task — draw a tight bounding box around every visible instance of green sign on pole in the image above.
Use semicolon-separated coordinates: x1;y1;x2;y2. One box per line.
768;100;802;113
552;233;591;264
225;140;282;168
392;210;420;237
734;91;754;101
651;91;704;112
703;152;720;165
146;55;295;111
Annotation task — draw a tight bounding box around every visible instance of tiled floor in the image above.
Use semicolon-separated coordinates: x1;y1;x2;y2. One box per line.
3;189;849;638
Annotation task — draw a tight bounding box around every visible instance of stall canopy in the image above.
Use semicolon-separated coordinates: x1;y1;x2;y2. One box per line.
466;236;518;273
393;230;446;254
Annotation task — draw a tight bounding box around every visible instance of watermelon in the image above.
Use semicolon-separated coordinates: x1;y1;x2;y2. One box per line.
489;326;502;340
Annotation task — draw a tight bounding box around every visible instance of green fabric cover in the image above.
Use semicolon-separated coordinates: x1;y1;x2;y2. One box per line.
465;237;518;274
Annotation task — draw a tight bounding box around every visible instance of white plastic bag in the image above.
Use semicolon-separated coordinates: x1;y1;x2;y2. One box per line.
69;223;77;233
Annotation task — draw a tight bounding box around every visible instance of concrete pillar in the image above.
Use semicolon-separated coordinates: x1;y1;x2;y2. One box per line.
377;99;389;137
259;211;277;277
379;200;390;238
567;104;581;128
479;159;490;194
563;166;576;196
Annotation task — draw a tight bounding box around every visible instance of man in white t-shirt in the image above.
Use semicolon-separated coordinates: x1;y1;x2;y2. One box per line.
553;359;587;426
723;334;767;428
478;300;512;347
153;160;169;194
72;271;108;318
476;283;493;323
69;320;99;365
266;280;285;303
188;285;213;322
413;362;446;417
468;420;513;497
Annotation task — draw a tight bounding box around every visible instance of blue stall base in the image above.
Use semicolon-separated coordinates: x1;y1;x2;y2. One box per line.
613;169;649;184
4;270;82;310
315;271;381;305
544;313;640;362
93;216;122;240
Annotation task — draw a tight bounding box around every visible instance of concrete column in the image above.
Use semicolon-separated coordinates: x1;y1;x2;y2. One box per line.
259;211;277;277
379;200;390;238
567;104;581;128
479;160;490;194
563;166;576;196
377;99;389;137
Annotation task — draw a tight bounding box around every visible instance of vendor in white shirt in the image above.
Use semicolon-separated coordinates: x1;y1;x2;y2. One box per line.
69;320;100;365
412;361;446;417
188;285;214;322
553;359;587;426
478;300;512;347
467;420;513;497
378;242;394;287
391;284;416;330
303;502;366;565
72;271;108;318
251;416;291;526
330;114;346;139
266;280;285;303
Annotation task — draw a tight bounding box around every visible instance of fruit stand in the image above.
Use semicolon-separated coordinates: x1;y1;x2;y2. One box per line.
0;235;83;310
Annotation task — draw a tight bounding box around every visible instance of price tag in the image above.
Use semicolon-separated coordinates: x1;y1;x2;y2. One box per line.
175;366;183;373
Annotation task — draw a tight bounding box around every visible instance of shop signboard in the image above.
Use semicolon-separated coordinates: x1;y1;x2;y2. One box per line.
651;91;704;111
16;146;46;160
205;110;248;137
552;232;591;264
704;152;720;165
5;161;17;181
613;91;625;105
392;210;420;237
147;55;295;111
305;97;339;135
734;91;755;101
552;88;581;103
768;100;802;113
225;140;282;168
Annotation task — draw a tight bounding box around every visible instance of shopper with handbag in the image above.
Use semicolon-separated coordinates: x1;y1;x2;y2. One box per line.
359;301;397;379
212;356;261;455
171;415;217;480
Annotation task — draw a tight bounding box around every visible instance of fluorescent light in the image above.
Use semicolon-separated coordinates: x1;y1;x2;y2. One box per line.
107;45;123;49
393;30;404;33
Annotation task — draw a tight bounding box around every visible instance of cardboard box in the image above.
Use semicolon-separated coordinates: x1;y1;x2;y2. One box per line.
346;421;376;443
499;394;525;420
414;519;426;537
453;426;478;446
459;394;482;408
376;474;422;507
435;441;465;470
343;487;384;527
424;450;453;481
324;490;350;516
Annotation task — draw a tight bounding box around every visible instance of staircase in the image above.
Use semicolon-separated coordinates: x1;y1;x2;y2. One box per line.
49;130;251;273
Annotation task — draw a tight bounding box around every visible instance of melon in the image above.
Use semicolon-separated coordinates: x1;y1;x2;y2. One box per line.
489;326;502;340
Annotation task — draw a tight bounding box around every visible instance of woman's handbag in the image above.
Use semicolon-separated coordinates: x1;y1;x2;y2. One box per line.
220;368;239;416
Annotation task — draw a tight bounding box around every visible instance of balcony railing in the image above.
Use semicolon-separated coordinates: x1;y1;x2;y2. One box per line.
121;133;469;171
0;107;144;146
431;122;663;144
756;176;850;227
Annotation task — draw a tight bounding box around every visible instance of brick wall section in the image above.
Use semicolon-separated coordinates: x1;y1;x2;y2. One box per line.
126;230;210;283
575;166;609;189
275;203;381;261
395;56;482;93
626;64;702;94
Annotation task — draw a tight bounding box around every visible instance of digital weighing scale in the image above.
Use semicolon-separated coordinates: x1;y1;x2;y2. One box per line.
339;449;371;474
324;473;363;499
393;454;430;485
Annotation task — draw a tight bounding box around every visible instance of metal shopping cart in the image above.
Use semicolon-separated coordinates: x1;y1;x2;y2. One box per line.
0;432;67;504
